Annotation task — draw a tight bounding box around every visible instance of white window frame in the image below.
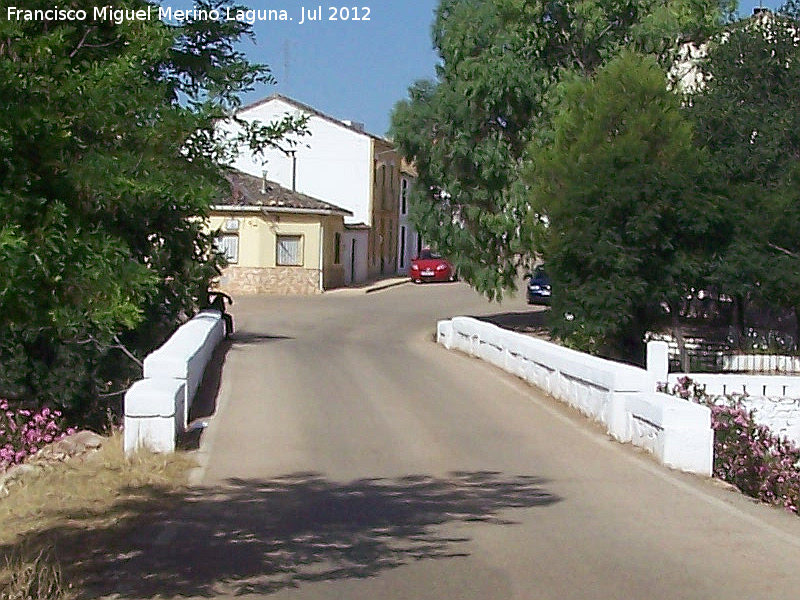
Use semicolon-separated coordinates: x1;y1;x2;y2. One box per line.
276;234;303;266
216;233;239;264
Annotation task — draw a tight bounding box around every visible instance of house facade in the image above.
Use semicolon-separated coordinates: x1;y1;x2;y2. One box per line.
209;170;352;295
219;94;401;283
396;159;423;274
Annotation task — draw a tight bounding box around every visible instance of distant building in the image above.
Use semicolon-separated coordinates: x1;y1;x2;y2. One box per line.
396;159;424;274
208;170;352;295
671;8;799;95
218;94;403;283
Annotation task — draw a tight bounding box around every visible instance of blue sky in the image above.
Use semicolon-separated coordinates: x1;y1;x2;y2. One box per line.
169;1;785;137
234;1;441;137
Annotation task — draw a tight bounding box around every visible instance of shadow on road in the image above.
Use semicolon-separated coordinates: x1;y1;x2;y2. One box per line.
10;471;560;598
472;309;551;338
180;330;292;450
186;339;231;424
231;331;294;346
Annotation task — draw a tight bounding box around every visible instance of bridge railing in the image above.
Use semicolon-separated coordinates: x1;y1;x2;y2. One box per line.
124;309;225;454
437;317;713;475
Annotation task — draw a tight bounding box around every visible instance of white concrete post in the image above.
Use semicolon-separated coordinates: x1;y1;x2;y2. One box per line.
647;341;669;391
436;319;454;349
143;309;224;432
606;393;631;442
124;378;185;454
626;392;713;476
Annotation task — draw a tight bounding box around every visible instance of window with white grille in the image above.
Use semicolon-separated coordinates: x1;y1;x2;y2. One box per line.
216;234;239;264
277;235;303;266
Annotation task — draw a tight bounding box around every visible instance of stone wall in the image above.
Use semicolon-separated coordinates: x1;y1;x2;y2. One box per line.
736;396;800;448
217;266;320;295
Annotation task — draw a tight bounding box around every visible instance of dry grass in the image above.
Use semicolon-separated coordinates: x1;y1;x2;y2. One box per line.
0;432;195;599
0;548;72;600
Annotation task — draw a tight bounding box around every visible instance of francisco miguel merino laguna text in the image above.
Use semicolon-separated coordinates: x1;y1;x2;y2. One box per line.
5;6;308;25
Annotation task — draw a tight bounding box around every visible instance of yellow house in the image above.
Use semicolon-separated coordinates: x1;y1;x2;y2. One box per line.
209;170;352;295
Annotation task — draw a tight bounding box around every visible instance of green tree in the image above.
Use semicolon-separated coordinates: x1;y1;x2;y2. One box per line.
0;0;303;422
391;0;732;300
526;51;726;362
689;5;800;345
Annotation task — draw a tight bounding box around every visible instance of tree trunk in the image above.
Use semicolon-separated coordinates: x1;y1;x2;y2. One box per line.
731;293;746;350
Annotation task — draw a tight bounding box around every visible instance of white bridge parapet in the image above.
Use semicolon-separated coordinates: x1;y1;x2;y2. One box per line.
438;317;713;475
124;309;225;454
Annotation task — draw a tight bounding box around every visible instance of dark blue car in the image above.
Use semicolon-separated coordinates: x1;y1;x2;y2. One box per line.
526;265;551;304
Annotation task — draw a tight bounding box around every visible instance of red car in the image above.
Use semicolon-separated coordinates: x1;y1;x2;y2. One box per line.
410;249;457;284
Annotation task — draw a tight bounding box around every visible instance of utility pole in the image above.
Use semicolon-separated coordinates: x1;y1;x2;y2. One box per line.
288;150;297;191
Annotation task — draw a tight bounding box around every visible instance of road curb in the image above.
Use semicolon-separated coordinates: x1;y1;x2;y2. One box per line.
364;278;411;293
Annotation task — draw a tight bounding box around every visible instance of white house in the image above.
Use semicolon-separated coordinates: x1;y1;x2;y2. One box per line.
219;94;402;283
208;170;352;295
670;8;799;94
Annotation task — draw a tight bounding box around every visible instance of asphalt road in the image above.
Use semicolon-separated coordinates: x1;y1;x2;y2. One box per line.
133;282;800;599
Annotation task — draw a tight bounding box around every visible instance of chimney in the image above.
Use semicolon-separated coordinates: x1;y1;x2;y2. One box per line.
342;119;365;132
230;175;242;203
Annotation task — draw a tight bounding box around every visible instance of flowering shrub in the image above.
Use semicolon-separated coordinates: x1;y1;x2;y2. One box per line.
0;399;76;471
668;377;800;514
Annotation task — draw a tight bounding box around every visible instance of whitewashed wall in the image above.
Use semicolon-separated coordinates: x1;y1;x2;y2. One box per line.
124;310;225;454
222;96;373;227
438;318;713;475
667;373;800;398
666;372;800;448
736;396;800;447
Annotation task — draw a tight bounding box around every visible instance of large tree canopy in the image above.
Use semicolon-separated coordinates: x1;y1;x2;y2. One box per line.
0;0;301;421
689;4;800;341
391;0;732;300
527;51;727;362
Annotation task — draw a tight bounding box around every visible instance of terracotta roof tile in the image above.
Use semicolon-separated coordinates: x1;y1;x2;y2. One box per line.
218;170;352;216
